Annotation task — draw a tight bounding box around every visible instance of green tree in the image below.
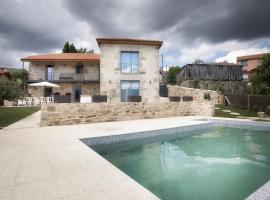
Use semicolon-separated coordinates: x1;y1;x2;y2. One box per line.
62;42;94;53
69;44;77;53
62;42;70;53
251;54;270;94
167;66;182;85
10;69;28;82
77;48;87;53
0;80;24;105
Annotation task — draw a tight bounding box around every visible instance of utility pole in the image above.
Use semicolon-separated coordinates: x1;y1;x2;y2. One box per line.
161;54;164;71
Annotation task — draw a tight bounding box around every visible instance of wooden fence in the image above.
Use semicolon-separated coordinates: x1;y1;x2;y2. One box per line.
226;94;270;114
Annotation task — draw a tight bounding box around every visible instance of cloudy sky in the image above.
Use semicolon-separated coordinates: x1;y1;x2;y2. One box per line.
1;0;270;68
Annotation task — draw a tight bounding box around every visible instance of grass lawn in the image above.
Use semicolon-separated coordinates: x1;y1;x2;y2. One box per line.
0;107;40;128
214;104;258;118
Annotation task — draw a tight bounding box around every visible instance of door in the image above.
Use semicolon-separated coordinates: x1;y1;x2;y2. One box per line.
121;81;140;102
74;87;81;102
46;65;54;81
44;87;52;97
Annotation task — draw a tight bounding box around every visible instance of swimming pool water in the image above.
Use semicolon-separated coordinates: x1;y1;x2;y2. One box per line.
92;127;270;200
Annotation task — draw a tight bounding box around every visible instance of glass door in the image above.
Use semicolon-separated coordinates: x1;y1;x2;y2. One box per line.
121;81;140;102
46;65;54;81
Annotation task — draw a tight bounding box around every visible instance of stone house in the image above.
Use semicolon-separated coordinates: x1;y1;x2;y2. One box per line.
21;38;163;102
176;63;245;94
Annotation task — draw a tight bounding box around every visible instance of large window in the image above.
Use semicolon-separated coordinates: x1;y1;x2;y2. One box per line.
243;74;248;81
121;52;139;73
46;65;54;81
121;81;140;102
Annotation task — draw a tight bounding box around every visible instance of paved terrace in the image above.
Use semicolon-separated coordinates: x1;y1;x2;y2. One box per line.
0;112;209;200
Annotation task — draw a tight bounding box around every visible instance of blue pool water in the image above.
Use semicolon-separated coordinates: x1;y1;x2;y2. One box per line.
91;127;270;200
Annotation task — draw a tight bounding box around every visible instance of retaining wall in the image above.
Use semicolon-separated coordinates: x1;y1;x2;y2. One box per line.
41;102;214;126
167;85;224;104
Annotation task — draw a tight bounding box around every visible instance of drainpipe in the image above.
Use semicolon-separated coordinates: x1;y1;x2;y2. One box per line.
22;61;25;92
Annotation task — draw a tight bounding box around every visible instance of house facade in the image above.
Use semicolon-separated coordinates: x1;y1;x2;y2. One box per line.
237;53;269;81
21;38;163;103
22;53;100;102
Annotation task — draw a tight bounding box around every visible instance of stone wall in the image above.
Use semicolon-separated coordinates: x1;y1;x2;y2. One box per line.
168;85;224;104
29;61;99;81
178;80;246;95
41;101;214;126
99;43;160;103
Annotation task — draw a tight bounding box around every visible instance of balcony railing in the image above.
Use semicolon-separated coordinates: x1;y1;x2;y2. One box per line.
58;73;91;81
29;72;99;82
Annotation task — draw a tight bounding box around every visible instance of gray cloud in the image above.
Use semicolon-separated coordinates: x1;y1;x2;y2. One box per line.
0;0;270;67
65;0;270;43
0;0;90;66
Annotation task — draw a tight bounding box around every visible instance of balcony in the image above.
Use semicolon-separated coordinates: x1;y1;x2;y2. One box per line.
28;72;99;83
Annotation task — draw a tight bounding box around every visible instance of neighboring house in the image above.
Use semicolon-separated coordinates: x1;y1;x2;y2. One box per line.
176;63;244;94
0;68;12;80
21;38;163;103
237;53;270;81
21;53;100;102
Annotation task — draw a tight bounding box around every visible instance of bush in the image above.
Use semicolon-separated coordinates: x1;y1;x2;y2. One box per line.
211;82;225;94
0;80;24;105
193;80;200;89
204;93;211;100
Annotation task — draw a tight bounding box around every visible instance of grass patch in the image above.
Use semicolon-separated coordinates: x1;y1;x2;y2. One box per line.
214;105;258;118
0;107;40;128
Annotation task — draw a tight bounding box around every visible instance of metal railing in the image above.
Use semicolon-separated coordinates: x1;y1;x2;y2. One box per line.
29;72;99;81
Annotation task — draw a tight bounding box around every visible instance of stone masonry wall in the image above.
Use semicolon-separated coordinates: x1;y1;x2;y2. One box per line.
168;85;224;104
29;61;99;81
99;43;160;103
41;102;214;126
179;80;245;95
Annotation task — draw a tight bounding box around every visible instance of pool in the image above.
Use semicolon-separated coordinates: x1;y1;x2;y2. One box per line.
89;125;270;200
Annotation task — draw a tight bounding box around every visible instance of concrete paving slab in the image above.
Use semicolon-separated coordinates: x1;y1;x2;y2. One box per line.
1;114;268;199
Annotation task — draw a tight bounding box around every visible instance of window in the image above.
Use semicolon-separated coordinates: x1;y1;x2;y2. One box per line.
46;65;54;81
242;66;248;71
76;64;83;74
121;81;140;102
240;60;247;66
121;52;139;73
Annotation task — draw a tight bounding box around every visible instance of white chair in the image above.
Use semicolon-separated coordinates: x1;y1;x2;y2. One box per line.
46;97;54;104
33;97;40;106
40;97;46;104
25;97;33;106
17;99;26;106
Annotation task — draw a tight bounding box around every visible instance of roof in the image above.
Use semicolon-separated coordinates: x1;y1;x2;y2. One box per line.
0;69;12;79
96;38;163;48
185;63;243;67
237;53;270;61
177;63;243;81
21;53;100;62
